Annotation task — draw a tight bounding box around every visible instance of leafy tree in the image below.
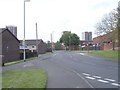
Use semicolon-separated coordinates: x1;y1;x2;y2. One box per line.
70;33;80;45
60;31;80;48
54;41;63;50
60;31;71;46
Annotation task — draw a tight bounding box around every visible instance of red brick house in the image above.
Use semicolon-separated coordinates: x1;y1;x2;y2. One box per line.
93;31;118;50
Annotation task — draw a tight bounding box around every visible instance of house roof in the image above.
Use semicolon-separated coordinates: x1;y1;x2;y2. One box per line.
20;39;45;46
0;28;20;43
0;28;6;33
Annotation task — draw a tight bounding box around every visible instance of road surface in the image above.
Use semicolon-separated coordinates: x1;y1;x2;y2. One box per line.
2;51;119;88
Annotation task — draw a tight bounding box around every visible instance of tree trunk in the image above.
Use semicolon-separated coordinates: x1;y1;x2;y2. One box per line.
112;41;115;50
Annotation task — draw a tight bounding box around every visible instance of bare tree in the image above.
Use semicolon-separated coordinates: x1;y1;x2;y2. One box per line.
95;9;118;50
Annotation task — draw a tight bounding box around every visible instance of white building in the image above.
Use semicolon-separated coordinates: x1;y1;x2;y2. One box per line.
82;32;92;41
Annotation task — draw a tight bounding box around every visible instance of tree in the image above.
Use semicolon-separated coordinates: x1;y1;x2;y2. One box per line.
60;31;71;47
95;9;118;50
95;10;117;36
70;33;80;46
54;41;63;50
47;41;51;48
60;31;80;50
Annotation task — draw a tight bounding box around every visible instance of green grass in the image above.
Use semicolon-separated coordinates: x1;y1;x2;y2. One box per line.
89;50;119;59
0;73;2;90
4;57;36;66
2;69;47;88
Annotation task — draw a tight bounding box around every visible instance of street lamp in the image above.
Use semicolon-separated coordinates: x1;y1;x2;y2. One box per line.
51;31;54;52
23;0;30;62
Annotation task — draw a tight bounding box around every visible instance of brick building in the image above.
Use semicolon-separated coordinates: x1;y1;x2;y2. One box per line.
93;32;119;50
20;39;47;54
0;28;20;65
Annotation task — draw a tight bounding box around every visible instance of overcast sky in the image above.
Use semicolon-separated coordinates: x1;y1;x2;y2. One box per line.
0;0;119;42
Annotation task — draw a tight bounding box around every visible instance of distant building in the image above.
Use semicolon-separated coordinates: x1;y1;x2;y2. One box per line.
20;39;47;54
82;32;92;41
0;28;20;65
6;26;17;37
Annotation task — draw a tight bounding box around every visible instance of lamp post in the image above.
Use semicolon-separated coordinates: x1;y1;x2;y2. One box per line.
23;0;30;62
51;31;54;52
36;23;38;56
118;1;120;28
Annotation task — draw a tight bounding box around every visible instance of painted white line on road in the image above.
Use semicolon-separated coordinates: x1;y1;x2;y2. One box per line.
72;70;94;88
104;78;116;82
82;73;90;76
76;86;80;88
111;83;120;87
86;76;95;80
93;75;101;79
23;63;34;67
53;54;56;56
97;79;109;83
79;53;85;56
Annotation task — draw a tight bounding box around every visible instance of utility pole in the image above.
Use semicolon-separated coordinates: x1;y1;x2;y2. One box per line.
36;23;38;56
51;33;53;52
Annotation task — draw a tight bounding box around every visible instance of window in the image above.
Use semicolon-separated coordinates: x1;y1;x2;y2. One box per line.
32;46;35;48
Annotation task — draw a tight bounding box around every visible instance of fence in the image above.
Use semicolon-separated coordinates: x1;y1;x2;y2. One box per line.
20;49;38;59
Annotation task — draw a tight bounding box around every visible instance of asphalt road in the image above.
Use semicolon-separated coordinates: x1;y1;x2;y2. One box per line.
2;51;120;88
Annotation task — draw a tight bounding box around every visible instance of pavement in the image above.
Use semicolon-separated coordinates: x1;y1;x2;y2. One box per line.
2;51;120;88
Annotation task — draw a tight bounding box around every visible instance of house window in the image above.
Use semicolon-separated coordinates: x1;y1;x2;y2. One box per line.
32;46;35;48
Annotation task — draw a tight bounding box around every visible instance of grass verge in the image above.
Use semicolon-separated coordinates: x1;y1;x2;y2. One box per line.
88;50;119;59
2;68;47;89
0;72;2;90
4;57;36;66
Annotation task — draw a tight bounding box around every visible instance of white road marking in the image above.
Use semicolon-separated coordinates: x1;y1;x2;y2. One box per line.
72;70;94;88
53;54;56;56
93;75;101;79
82;72;118;87
23;63;34;67
76;86;80;88
111;83;120;87
97;79;109;83
79;53;85;56
86;76;95;80
82;73;90;76
104;78;115;82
